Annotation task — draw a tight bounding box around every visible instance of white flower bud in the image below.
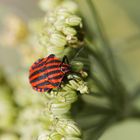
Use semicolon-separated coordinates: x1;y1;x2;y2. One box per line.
47;45;65;58
57;90;78;103
67;74;81;80
67;36;81;48
69;80;79;89
80;71;88;78
62;26;77;36
46;101;71;115
38;131;62;140
67;75;89;94
56;119;81;136
62;84;74;91
50;33;66;47
65;15;82;26
56;8;71;20
54;20;66;31
77;82;89;94
62;136;82;140
70;80;89;94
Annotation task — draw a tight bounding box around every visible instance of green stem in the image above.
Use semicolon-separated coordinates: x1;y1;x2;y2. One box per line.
77;0;133;128
85;38;129;110
85;0;121;84
86;45;130;117
86;0;108;46
83;0;129;112
85;38;115;85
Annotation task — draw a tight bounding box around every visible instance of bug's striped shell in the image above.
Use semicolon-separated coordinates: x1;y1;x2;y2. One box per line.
29;54;70;92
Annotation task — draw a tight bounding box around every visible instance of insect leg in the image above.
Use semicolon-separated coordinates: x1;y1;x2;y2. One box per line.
59;55;69;73
62;55;69;64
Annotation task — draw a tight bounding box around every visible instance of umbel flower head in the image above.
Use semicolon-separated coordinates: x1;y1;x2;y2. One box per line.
36;73;88;139
27;1;89;139
39;8;84;58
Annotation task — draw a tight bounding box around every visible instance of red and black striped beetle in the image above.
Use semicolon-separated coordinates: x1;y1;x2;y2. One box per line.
29;54;71;92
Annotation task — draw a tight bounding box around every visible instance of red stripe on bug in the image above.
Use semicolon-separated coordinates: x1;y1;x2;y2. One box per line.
46;67;61;73
47;71;64;79
30;58;46;71
49;77;63;83
29;71;47;81
30;62;61;75
39;84;56;89
31;79;49;87
29;67;65;82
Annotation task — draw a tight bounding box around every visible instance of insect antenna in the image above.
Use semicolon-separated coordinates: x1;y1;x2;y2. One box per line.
71;46;84;62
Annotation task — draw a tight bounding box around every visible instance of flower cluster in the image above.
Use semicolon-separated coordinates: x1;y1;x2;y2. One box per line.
37;74;88;140
34;1;89;139
39;8;83;58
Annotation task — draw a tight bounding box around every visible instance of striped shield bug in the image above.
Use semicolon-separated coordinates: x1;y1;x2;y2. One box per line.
29;54;71;92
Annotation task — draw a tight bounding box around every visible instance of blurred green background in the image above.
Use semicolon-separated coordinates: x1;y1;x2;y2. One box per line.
0;0;140;140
